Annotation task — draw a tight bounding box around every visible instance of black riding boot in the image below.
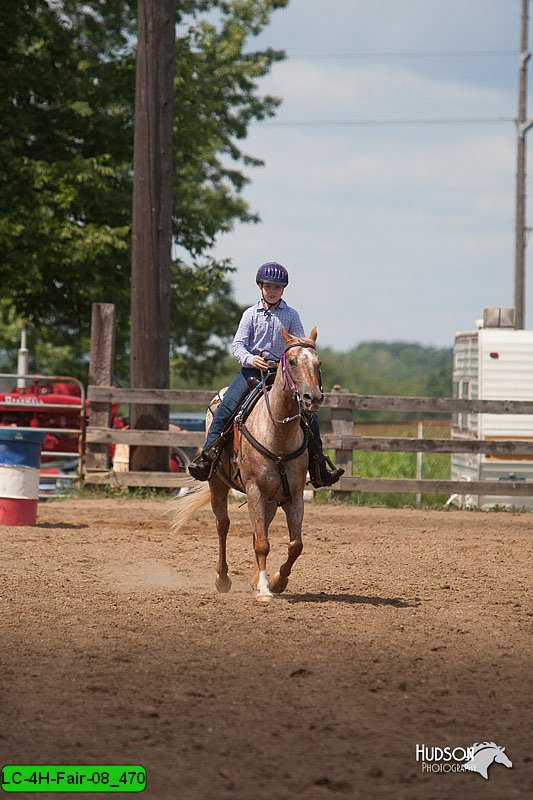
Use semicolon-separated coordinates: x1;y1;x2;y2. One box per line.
188;439;223;481
307;436;345;488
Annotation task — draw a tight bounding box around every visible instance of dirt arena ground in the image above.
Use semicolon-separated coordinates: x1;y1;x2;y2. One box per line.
0;497;531;799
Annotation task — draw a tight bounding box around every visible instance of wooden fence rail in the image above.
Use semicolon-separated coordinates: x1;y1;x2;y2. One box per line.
83;386;533;497
87;385;533;415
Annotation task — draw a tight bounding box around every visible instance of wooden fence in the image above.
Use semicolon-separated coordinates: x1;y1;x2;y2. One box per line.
84;385;533;499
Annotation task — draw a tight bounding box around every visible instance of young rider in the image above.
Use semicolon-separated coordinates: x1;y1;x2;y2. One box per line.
188;262;344;487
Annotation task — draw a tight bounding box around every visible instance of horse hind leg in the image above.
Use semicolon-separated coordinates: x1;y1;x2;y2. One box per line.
210;476;232;593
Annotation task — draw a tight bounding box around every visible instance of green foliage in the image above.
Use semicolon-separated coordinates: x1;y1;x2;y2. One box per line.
320;341;453;397
0;301;25;373
0;0;288;380
170;259;242;383
170;339;454;399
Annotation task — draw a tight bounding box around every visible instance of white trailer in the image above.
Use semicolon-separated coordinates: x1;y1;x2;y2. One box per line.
451;307;533;509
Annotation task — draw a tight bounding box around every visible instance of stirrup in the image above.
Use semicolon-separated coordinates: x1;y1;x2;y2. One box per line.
319;465;345;487
308;455;345;488
188;445;219;481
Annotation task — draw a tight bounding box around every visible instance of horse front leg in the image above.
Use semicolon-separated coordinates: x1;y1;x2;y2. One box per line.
270;495;304;594
210;475;232;593
247;489;277;602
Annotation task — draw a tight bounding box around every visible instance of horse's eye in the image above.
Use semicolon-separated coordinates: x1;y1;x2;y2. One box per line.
318;360;323;367
289;358;297;367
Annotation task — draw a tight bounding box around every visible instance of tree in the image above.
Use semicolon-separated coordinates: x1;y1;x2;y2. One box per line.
0;0;135;379
320;342;452;396
0;0;288;380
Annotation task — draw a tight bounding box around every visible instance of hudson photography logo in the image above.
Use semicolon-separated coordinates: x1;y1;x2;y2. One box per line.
416;742;513;779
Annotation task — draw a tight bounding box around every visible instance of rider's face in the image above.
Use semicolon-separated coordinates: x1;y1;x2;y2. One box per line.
261;282;284;303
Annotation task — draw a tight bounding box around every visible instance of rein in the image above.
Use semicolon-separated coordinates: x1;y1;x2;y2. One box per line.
260;340;319;425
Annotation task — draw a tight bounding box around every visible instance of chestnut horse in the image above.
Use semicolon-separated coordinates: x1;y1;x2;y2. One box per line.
171;327;324;602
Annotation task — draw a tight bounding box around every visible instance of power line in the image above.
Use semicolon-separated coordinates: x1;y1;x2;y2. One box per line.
287;50;518;60
261;116;515;128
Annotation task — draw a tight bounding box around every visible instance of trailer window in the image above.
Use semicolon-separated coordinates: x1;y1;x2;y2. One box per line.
460;381;470;430
452;381;459;427
453;380;471;430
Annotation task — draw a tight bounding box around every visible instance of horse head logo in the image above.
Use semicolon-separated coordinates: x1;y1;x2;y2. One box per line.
463;742;512;780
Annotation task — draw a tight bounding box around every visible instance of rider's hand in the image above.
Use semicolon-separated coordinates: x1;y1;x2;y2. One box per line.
252;355;269;370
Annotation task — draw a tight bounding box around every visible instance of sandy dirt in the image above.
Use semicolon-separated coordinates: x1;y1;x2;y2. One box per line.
0;497;531;799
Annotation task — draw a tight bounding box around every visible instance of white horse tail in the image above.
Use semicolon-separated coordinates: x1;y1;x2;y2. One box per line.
168;484;211;532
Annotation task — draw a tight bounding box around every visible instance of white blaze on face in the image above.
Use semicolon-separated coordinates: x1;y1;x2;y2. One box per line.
297;348;322;409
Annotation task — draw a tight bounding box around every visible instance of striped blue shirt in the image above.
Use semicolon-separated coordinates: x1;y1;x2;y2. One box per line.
231;299;305;367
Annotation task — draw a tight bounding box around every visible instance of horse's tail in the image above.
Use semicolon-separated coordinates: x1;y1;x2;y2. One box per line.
168;484;211;532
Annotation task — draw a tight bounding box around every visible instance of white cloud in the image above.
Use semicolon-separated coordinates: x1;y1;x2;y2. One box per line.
212;2;527;349
265;60;514;119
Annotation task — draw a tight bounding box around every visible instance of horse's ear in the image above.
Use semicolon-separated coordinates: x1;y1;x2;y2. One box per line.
281;326;292;344
309;326;318;342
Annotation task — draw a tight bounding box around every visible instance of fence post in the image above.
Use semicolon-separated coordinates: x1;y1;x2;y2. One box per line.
416;417;424;507
330;385;353;498
86;303;116;472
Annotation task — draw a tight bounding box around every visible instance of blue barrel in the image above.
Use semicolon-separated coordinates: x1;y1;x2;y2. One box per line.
0;429;45;525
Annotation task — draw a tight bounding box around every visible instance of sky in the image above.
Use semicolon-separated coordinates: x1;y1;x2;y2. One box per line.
211;0;529;351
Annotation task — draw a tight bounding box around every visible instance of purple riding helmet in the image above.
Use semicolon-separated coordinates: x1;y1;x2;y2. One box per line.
255;261;289;287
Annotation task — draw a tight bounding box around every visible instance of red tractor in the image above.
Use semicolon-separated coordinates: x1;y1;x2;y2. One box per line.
0;377;190;491
0;378;85;459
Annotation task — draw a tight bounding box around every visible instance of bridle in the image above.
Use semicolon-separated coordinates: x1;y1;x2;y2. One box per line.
260;339;323;425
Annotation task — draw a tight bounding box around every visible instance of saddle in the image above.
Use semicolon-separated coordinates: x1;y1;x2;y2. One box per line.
212;373;311;504
208;371;275;448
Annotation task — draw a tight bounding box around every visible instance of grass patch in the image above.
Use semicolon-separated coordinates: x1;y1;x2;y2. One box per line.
322;419;453;508
53;484;174;501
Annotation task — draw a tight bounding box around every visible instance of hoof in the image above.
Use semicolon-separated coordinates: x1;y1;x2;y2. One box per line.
215;573;232;593
269;572;288;594
255;591;274;604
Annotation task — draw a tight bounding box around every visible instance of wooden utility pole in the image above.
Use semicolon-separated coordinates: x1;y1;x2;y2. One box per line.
515;0;533;329
130;0;176;471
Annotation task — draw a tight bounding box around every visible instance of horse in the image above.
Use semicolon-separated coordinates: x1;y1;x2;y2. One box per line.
171;326;324;602
463;742;512;779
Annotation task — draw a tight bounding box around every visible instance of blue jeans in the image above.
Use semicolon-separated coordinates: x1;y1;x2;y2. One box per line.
204;367;322;448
